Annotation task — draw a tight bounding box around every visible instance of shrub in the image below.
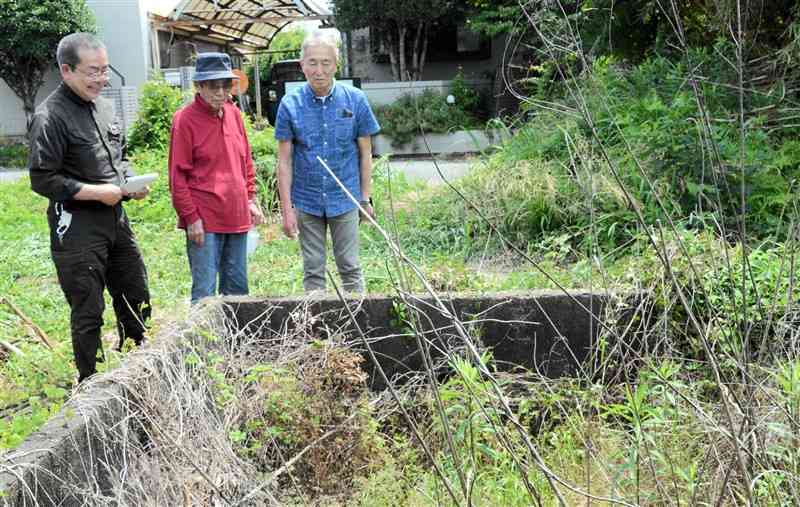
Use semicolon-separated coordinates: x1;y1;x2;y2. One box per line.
127;77;187;153
374;89;483;147
450;68;484;117
0;142;28;168
235;343;386;495
408;45;800;257
244;116;279;214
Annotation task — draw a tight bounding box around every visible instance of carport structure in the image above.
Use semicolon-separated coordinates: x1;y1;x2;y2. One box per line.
154;0;331;52
150;0;331;118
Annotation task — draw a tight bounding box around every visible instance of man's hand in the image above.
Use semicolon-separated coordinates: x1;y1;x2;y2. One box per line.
359;200;375;224
249;201;264;225
75;183;123;206
282;208;298;239
96;184;124;206
188;218;205;247
125;186;150;200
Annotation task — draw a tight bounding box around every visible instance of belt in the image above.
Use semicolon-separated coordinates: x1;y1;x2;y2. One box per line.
62;200;115;211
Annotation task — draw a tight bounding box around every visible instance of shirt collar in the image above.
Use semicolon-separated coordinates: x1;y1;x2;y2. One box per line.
58;82;95;109
193;93;225;118
304;80;336;103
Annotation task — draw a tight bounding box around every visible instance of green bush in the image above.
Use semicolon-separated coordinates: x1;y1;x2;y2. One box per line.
450;68;484;117
127;77;187;153
243;116;279;213
581;47;799;239
0;142;28;168
374;89;483;147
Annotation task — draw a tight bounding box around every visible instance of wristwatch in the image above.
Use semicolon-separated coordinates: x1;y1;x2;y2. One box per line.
359;198;373;206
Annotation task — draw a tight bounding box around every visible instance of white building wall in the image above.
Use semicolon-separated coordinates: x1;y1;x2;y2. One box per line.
0;69;62;138
0;0;151;137
86;0;150;89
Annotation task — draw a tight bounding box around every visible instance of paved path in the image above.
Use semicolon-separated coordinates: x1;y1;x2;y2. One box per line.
383;157;475;186
0;169;26;183
0;158;478;186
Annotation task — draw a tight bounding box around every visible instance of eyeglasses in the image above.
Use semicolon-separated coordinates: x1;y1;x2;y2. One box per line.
73;66;111;81
202;80;234;92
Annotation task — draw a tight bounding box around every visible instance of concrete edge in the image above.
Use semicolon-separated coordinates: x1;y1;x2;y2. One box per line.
0;290;645;505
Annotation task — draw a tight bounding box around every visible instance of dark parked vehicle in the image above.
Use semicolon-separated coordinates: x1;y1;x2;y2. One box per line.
265;60;304;125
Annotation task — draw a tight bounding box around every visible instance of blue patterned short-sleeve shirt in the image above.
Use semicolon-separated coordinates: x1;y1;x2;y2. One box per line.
274;82;380;218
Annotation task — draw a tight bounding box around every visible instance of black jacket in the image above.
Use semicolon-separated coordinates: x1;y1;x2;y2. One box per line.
28;83;131;202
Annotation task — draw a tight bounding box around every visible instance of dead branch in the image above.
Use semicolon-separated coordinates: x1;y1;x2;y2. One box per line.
0;296;55;350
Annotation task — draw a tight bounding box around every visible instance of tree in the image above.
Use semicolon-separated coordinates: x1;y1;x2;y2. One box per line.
464;0;520;37
333;0;462;81
0;0;96;132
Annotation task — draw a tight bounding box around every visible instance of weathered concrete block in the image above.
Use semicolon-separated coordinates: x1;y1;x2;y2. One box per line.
223;291;615;388
0;290;633;505
0;380;129;506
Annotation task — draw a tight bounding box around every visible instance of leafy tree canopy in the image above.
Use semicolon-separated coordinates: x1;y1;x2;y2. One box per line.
0;0;96;131
465;0;800;61
465;0;520;37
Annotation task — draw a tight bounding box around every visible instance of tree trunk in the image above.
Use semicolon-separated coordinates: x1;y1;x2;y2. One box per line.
398;25;408;81
386;30;400;81
418;23;430;80
23;95;35;134
2;59;48;135
411;22;423;80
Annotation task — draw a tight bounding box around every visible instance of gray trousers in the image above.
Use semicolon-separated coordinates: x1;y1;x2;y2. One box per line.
297;209;363;292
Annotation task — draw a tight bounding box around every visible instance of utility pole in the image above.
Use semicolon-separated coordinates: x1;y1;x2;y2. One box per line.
254;52;262;121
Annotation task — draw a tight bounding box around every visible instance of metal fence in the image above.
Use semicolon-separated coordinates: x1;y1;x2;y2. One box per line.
100;86;139;135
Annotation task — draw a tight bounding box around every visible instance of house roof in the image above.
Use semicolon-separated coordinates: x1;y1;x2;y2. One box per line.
153;0;331;50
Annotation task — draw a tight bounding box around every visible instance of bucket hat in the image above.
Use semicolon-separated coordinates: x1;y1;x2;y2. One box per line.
193;52;238;82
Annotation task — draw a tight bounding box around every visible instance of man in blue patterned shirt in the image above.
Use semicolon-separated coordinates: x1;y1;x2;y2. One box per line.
275;30;380;293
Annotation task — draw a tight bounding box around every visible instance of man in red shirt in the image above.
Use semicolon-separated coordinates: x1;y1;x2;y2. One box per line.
168;52;264;303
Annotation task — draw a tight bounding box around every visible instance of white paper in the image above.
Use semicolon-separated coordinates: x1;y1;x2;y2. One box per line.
121;173;158;193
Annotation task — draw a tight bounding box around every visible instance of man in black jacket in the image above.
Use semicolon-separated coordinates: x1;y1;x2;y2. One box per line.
28;32;151;383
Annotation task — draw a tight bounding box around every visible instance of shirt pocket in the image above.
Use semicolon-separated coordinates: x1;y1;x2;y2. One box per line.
67;130;103;175
335;117;355;149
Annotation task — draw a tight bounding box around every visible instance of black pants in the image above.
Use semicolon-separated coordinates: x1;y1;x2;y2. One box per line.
48;201;151;380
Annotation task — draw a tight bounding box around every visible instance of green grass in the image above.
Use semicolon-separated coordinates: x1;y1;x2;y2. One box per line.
0;152;587;451
4;45;798;502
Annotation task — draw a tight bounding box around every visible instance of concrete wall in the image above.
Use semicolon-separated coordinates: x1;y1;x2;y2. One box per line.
227;292;618;388
372;129;509;156
362;79;491;107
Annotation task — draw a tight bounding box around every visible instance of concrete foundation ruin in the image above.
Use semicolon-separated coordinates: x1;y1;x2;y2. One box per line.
0;291;635;506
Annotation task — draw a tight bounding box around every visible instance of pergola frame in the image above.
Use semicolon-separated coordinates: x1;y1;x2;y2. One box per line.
153;0;331;51
150;0;330;120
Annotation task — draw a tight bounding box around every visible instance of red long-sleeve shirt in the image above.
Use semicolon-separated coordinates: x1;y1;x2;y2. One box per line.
168;94;256;233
